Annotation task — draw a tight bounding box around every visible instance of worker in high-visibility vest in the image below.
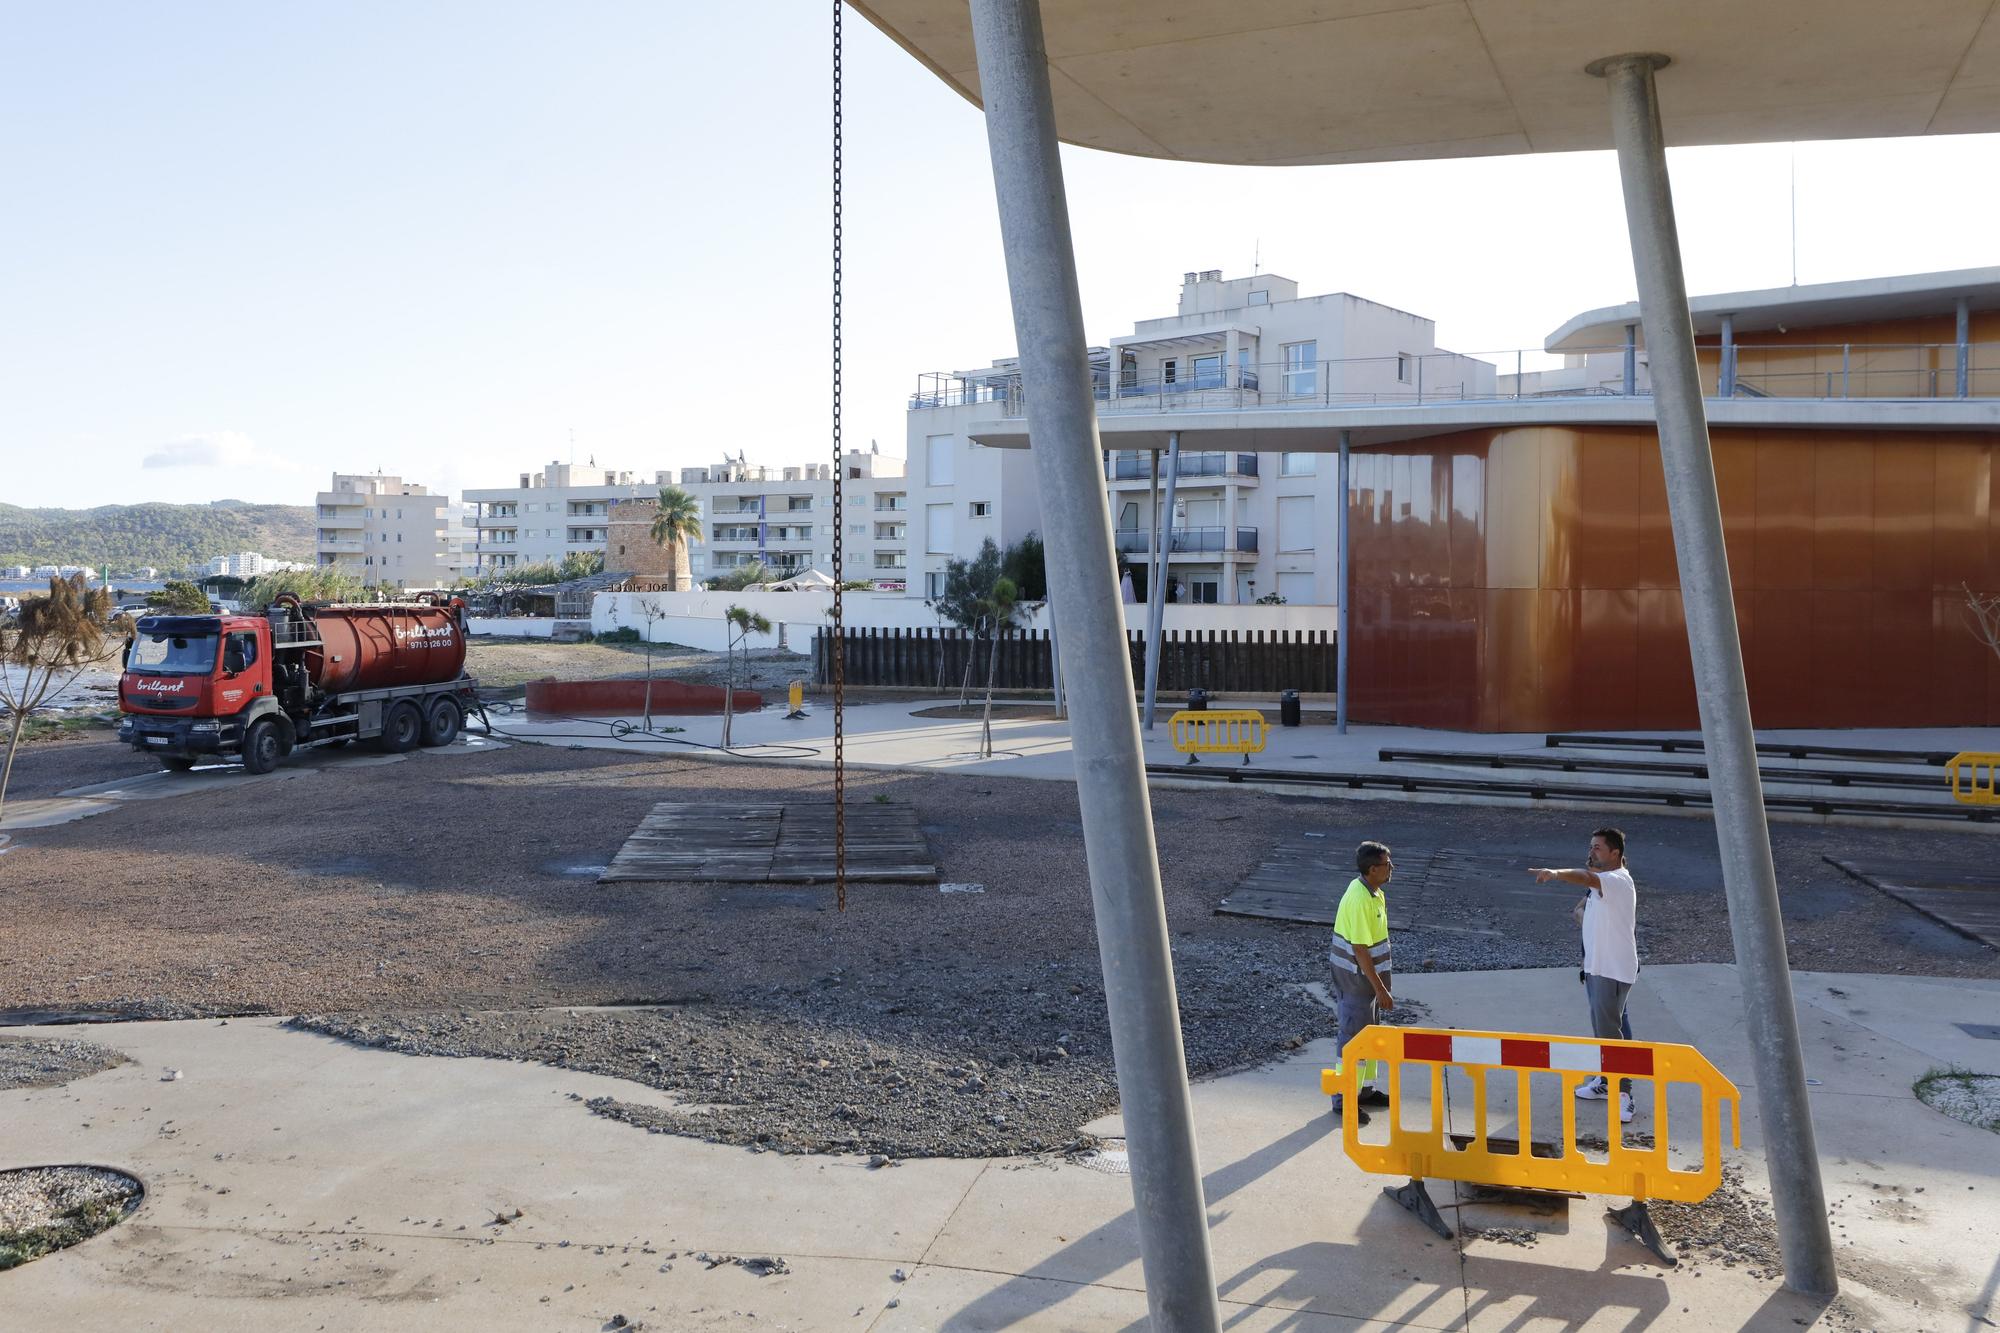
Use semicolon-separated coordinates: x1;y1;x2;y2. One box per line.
1329;840;1395;1124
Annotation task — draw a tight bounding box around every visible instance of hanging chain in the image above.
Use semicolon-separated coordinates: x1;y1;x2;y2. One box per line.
831;0;847;911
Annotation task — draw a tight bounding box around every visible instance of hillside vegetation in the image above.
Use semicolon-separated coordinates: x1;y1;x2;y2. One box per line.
0;501;316;572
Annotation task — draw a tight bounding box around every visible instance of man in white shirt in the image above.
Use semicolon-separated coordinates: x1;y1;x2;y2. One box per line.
1530;827;1639;1122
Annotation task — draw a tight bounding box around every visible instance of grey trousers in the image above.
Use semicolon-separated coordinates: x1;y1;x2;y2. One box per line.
1332;987;1378;1099
1584;973;1633;1042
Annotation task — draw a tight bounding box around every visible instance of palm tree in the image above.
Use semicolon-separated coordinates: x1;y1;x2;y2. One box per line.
720;605;772;748
648;486;704;592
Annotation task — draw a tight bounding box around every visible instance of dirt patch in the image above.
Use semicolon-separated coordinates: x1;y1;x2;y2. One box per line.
1649;1162;1782;1277
466;639;806;696
0;1166;143;1271
0;1036;127;1091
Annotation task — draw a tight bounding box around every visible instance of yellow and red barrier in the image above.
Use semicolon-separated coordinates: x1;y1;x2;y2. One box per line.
1169;709;1267;766
1946;751;2000;806
1323;1024;1740;1251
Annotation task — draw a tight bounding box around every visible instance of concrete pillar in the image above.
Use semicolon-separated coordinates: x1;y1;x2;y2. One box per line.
1593;50;1838;1299
1336;430;1351;735
1143;433;1181;728
1224;327;1240;389
1958;297;1971;399
1622;324;1638;395
967;4;1221;1326
1719;313;1736;397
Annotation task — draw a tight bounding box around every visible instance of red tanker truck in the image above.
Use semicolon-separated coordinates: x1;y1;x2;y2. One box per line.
117;594;480;774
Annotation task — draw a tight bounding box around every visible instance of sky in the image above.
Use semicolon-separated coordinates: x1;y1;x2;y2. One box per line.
4;3;1998;511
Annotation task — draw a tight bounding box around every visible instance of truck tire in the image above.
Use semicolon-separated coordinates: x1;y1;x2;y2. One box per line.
379;701;423;753
242;720;283;775
159;755;197;773
421;696;463;747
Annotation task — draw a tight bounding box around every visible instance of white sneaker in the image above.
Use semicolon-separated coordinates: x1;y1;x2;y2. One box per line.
1575;1076;1608;1100
1619;1093;1637;1124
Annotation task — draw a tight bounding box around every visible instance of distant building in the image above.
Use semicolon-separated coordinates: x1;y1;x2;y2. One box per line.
201;552;309;579
665;449;907;588
3;565;30;579
314;473;451;590
463;462;655;576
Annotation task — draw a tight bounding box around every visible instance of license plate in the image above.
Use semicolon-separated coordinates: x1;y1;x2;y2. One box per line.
144;736;168;746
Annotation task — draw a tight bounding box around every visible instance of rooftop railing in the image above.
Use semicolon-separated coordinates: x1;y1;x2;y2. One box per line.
911;342;2000;417
1113;526;1259;555
1106;451;1259;481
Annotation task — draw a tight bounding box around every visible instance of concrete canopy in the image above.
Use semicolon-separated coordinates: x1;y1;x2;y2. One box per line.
1546;267;2000;351
852;1;2000;166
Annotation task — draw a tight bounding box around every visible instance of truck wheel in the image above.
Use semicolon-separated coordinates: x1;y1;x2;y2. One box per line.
242;720;283;775
379;702;422;753
159;755;197;773
421;697;463;747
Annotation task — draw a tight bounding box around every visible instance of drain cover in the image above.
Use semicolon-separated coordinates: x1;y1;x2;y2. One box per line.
1955;1023;2000;1041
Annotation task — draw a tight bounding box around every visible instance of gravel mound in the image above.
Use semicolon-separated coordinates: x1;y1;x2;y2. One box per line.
293;960;1343;1158
0;1036;126;1091
1915;1067;2000;1132
0;1166;142;1270
1649;1162;1783;1277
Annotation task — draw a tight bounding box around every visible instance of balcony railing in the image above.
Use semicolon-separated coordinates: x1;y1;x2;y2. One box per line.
912;342;2000;417
1106;451;1258;481
1113;526;1258;555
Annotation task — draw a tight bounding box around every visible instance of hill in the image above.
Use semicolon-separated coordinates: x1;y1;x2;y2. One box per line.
0;501;317;573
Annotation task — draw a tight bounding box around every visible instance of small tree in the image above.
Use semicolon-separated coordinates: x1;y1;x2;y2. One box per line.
928;538;1003;707
556;550;605;582
648;486;704;592
720;604;771;748
978;576;1033;758
632;595;672;730
149;580;211;613
1001;533;1047;601
1;575;126;827
708;561;773;592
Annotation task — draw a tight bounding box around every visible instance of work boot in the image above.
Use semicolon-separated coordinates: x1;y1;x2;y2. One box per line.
1329;1097;1371;1126
1357;1087;1390;1108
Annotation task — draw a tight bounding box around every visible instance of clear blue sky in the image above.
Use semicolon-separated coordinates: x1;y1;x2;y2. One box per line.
5;2;1997;510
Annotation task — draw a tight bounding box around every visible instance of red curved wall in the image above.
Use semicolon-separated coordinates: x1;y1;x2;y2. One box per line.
1348;424;2000;731
524;678;761;716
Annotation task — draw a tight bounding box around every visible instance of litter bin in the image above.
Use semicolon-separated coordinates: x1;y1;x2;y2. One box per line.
1280;689;1301;727
1186;687;1209;712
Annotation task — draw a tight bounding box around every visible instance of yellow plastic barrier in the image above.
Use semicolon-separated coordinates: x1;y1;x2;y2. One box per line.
1169;709;1268;766
1946;751;2000;805
1322;1025;1739;1204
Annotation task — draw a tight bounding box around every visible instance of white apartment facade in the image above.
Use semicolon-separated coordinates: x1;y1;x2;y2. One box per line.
669;448;909;589
903;270;1495;603
463;462;656;575
201;552;311;578
314;473;451;590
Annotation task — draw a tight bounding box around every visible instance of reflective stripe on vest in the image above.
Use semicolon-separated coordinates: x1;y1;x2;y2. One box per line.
1330;938;1393;973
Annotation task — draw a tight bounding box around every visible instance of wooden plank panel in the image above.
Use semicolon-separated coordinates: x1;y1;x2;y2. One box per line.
600;801;938;884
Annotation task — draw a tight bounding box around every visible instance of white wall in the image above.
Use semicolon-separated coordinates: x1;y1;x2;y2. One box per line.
592;589;1336;654
468;616;557;638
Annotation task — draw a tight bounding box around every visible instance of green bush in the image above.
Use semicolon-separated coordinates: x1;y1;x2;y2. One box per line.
595;627;641;644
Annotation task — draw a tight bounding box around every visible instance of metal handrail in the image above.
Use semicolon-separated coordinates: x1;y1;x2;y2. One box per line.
912;340;2000;413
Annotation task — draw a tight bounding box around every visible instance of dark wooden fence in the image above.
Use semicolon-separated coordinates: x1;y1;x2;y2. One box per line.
813;626;1336;694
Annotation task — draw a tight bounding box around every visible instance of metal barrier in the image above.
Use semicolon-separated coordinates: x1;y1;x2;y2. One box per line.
1946;752;2000;805
1169;709;1267;766
1323;1025;1740;1258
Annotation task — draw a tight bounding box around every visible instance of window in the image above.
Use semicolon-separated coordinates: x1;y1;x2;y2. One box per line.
1397;354;1413;383
1278;571;1316;604
926;571;949;598
925;433;955;486
1283;340;1317;395
1191;353;1222;388
1279;452;1316;477
969;501;991;518
1162;359;1177;385
1278;496;1315;553
1248;289;1270;306
789;496;813;511
925;503;954;554
618;544;626;555
1190;579;1219;604
1119;501;1140;530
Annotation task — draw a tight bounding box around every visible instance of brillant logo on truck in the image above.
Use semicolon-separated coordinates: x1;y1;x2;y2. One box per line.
131;679;187;694
391;625;456;646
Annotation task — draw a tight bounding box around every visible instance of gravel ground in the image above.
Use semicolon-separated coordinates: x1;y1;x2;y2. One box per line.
0;1036;127;1090
4;738;1997;1162
1914;1067;2000;1132
0;1166;143;1270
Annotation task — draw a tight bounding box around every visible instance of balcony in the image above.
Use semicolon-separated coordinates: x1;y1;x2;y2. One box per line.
317;540;364;553
872;556;908;571
1106;451;1258;484
875;497;908;511
915;341;2000;421
1113;526;1258;555
316;509;363;527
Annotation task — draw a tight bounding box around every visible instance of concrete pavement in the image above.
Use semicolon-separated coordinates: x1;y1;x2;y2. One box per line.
6;964;1995;1329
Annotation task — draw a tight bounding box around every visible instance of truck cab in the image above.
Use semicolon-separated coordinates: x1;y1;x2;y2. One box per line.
118;615;281;771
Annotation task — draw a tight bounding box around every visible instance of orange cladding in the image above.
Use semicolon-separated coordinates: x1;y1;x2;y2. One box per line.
1346;425;2000;731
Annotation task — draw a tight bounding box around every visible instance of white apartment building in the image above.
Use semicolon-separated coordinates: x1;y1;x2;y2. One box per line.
201;552;310;578
314;473;451;590
463;462;655;575
669;448;908;589
903;269;1494;603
